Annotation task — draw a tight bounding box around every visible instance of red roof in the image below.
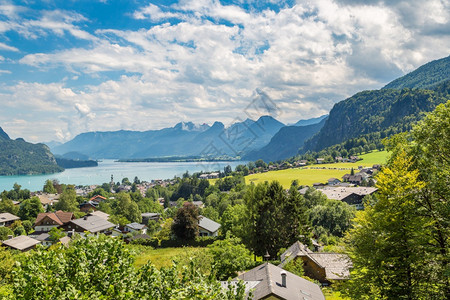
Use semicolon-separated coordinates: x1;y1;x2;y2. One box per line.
90;195;107;202
35;211;74;226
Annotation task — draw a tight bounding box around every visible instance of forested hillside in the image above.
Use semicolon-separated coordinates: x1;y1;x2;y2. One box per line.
301;80;449;155
0;127;63;175
383;55;450;89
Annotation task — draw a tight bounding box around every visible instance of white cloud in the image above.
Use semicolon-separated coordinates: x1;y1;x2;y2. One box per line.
0;0;448;142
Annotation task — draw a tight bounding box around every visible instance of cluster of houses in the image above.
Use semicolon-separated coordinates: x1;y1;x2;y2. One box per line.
222;240;351;299
0;206;221;252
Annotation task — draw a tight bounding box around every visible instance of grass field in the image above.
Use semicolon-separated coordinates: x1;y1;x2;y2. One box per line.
129;245;207;269
244;150;389;188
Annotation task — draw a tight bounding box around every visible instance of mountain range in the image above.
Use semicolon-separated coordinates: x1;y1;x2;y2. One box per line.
1;55;449;176
0;128;63;175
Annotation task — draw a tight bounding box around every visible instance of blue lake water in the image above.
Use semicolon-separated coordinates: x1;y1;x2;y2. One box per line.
0;160;245;192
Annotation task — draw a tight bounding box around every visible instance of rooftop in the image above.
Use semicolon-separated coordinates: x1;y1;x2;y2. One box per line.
2;235;41;251
238;263;325;300
0;212;20;223
198;215;221;233
70;215;115;233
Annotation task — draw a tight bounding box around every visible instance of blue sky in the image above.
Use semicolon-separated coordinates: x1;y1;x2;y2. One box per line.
0;0;448;143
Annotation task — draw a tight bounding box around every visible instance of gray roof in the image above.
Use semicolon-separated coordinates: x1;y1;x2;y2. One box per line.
126;222;147;230
308;253;352;280
279;241;313;267
141;213;160;218
238;263;325;300
34;233;51;242
0;212;20;223
198;215;221;233
70;215;115;233
2;235;41;251
88;210;110;220
279;241;352;281
318;186;377;201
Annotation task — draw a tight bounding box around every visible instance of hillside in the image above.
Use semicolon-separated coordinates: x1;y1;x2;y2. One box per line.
0;127;63;175
244;117;327;162
383;55;450;89
52;116;285;159
301;56;450;154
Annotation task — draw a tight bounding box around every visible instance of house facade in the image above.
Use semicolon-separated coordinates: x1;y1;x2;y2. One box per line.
0;212;20;227
198;215;221;237
34;211;74;233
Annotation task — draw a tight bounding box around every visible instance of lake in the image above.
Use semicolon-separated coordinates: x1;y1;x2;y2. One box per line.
0;160;245;192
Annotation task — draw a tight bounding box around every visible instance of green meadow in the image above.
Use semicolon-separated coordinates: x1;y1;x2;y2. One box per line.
245;150;389;188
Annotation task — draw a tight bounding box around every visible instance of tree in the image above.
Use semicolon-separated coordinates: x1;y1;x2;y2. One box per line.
10;235;248;299
54;186;78;212
0;198;19;215
22;220;33;234
113;193;141;223
245;181;309;257
171;202;199;241
13;225;26;236
0;226;13;240
43;179;57;194
207;235;253;280
48;227;66;242
343;148;432;299
17;197;43;221
221;204;248;241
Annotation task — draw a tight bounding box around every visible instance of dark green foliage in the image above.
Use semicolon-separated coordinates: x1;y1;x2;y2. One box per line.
171;202;199;241
207;235;253;280
0;226;13;240
245;182;309;257
17;197;44;221
383;55;450;89
306;199;355;238
0;129;63;175
43;179;57;194
55;157;98;168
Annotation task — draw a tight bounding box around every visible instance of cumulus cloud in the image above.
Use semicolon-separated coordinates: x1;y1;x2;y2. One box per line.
0;0;448;142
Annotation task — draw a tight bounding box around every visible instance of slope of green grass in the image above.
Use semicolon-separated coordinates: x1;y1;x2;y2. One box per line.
129;245;207;269
245;151;389;188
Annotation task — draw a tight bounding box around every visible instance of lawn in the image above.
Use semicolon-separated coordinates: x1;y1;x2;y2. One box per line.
128;245;207;269
244;150;389;188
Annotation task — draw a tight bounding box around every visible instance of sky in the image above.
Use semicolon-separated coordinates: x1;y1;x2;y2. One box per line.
0;0;448;143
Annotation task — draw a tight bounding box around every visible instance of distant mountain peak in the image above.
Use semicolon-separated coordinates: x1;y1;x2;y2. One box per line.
0;127;10;140
174;122;210;132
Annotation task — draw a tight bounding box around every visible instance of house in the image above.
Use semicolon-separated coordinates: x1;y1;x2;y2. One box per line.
316;158;325;164
199;172;220;179
124;223;147;235
62;215;115;235
79;200;99;212
347;174;363;185
317;186;378;209
192;201;204;208
1;235;41;252
33;233;70;247
36;193;60;209
90;195;107;203
141;213;161;224
327;178;341;186
88;210;110;220
0;212;20;227
233;262;325;300
279;241;351;285
34;211;74;233
198;215;221;237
